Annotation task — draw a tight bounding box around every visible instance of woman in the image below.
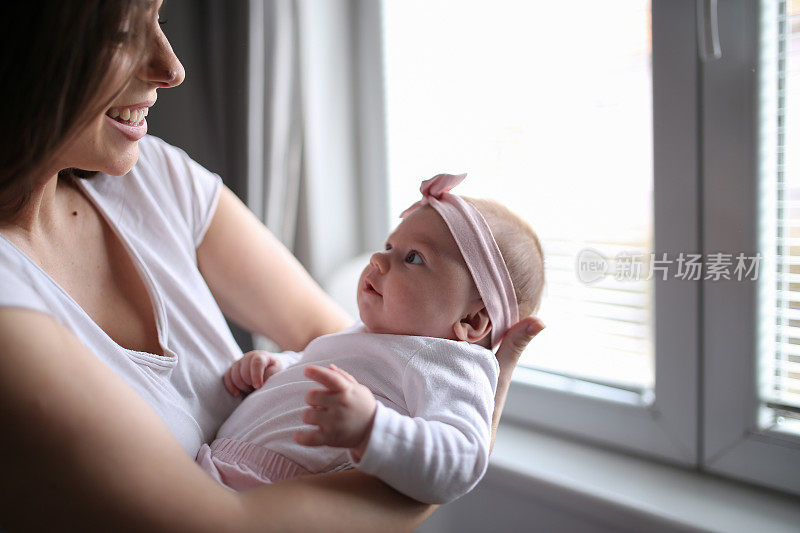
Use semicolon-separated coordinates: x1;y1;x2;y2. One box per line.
0;1;543;530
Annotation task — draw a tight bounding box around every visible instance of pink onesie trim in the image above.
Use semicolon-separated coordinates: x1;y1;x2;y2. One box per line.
197;438;311;491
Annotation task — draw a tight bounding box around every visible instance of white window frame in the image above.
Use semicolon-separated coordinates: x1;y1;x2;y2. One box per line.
501;0;700;468
702;0;800;496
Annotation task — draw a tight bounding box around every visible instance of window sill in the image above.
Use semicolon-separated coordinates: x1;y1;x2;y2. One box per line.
488;422;800;533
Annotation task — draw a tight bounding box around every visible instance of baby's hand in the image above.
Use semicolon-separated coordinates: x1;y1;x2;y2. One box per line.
223;350;283;397
294;364;377;460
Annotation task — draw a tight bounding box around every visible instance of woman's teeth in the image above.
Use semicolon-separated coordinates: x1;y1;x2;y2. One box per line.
106;106;149;125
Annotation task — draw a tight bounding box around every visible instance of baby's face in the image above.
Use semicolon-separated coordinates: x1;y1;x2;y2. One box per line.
357;205;481;340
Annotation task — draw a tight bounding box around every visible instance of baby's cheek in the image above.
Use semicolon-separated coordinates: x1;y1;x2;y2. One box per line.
386;290;419;329
406;293;453;336
392;290;419;319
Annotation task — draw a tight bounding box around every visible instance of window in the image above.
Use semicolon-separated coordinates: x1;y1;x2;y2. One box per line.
375;0;800;495
384;0;655;392
382;0;699;467
702;0;800;495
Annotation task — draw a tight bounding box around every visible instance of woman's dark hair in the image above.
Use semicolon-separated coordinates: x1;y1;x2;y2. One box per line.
0;1;152;222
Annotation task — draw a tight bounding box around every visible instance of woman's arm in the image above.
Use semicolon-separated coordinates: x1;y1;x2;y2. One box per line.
0;308;431;531
0;308;238;531
0;310;540;530
197;186;353;352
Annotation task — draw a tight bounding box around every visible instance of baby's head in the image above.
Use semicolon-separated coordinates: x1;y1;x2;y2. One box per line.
461;196;545;321
357;176;544;348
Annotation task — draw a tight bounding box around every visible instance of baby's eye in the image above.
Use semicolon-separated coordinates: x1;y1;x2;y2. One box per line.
384;243;392;251
405;251;424;265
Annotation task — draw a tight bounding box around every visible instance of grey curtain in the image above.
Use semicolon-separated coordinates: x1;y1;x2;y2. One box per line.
147;0;253;351
147;1;386;353
247;0;305;250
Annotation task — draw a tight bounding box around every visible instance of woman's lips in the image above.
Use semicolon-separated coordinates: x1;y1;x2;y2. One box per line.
104;113;147;142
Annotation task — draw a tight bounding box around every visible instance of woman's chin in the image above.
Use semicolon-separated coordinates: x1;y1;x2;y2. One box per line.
103;145;140;176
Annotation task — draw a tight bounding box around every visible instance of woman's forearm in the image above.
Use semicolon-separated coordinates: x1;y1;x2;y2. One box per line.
238;471;436;533
0;308;428;532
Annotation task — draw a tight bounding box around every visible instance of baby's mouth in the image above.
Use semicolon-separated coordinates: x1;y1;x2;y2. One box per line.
105;105;148;126
365;279;381;296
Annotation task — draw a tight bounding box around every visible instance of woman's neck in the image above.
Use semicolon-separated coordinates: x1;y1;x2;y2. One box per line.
0;172;75;243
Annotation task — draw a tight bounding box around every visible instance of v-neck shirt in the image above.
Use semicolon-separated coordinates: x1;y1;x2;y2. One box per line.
0;135;242;456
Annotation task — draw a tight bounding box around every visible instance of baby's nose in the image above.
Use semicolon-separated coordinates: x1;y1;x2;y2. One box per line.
370;252;389;273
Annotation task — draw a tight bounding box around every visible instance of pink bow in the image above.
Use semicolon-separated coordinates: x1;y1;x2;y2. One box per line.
399;173;467;218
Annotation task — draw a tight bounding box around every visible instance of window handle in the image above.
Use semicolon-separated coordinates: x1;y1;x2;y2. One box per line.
697;0;722;61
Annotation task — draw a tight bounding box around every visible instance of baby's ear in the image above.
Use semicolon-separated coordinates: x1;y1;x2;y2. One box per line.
453;306;492;344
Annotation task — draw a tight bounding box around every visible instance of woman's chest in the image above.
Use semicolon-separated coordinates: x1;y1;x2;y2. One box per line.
8;193;163;357
53;224;163;356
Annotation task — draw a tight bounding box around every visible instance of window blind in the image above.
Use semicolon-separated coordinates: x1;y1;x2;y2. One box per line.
533;239;653;391
761;0;800;435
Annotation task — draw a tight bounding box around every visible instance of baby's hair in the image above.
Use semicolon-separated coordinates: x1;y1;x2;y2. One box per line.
462;197;545;319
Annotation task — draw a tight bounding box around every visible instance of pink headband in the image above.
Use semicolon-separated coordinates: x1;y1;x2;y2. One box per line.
400;173;519;348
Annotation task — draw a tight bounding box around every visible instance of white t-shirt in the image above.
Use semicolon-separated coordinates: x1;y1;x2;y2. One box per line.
215;322;499;504
0;135;241;456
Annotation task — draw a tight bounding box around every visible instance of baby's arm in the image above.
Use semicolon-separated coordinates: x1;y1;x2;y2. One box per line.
357;353;495;504
222;349;302;397
297;355;496;504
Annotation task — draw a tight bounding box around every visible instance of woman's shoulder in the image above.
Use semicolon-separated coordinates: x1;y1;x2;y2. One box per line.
134;135;219;190
137;134;193;167
0;237;53;317
136;134;186;160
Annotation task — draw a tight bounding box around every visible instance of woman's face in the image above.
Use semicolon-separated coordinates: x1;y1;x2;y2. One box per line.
55;0;184;178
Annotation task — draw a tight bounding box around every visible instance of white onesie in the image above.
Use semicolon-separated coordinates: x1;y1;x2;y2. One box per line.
198;322;499;504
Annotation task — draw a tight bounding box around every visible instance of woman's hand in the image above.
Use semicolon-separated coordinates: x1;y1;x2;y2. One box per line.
490;316;545;451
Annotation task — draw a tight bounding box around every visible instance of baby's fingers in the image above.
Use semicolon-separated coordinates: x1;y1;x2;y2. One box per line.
328;364;357;383
264;359;282;381
301;406;326;426
305;388;336;408
295;407;330;447
230;361;251;392
304;365;349;392
248;355;268;389
222;369;240;397
294;430;325;447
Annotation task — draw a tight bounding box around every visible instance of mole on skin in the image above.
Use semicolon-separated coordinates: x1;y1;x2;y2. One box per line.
72;211;77;216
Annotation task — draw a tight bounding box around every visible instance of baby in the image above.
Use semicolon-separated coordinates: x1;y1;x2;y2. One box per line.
197;174;544;504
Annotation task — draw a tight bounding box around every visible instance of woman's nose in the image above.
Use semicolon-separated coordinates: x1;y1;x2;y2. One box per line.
138;27;185;87
370;252;389;274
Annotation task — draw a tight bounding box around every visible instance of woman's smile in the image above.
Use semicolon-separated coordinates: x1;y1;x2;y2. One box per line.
103;98;156;142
